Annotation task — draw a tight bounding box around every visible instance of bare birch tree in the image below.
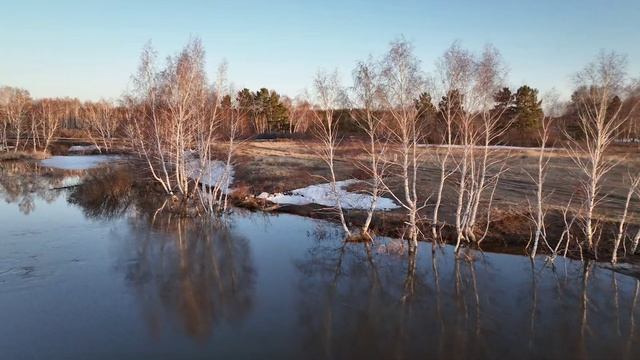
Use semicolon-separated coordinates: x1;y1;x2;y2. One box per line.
130;39;209;200
352;59;387;238
311;70;352;237
436;43;479;252
632;183;640;254
162;38;208;197
36;99;62;152
569;51;638;253
466;45;510;245
612;175;640;263
527;92;560;259
379;39;426;253
0;87;31;152
286;93;313;134
194;62;239;215
83;100;120;152
131;42;175;195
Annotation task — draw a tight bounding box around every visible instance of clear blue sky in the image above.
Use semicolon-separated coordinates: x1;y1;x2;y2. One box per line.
1;0;639;101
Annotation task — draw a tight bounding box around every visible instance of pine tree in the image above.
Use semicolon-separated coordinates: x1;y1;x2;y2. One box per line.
414;92;437;122
437;89;464;122
513;85;543;129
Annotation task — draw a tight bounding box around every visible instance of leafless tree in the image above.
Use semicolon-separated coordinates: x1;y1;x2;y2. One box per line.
466;45;510;245
436;42;479;252
526;92;559;259
36;99;63;152
83;100;120;152
432;64;462;243
379;39;426;253
568;51;638;253
130;39;210;199
352;59;388;238
0;86;31;152
285;93;313;134
311;69;352;237
27;103;40;151
435;43;511;252
194;62;239;215
163;38;209;197
612;175;640;263
131;42;175;195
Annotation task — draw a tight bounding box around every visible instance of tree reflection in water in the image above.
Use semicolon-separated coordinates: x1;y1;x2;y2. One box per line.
294;230;640;360
67;170;256;341
67;165;137;219
0;161;81;214
119;214;255;341
4;162;640;358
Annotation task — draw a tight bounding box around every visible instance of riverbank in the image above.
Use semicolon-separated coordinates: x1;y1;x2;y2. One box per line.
3;139;640;266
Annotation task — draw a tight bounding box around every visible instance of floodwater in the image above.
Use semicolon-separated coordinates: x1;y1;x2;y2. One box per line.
0;160;639;359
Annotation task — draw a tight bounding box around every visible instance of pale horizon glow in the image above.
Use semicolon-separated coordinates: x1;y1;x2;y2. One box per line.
1;0;639;101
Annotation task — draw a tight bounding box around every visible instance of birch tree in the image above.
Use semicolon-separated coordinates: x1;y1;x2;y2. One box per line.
527;93;558;259
83;100;120;152
36;99;62;152
130;39;209;199
131;42;175;195
352;59;387;238
312;69;352;237
0;87;31;152
436;43;479;252
466;45;510;245
611;174;640;263
569;51;638;253
379;39;426;253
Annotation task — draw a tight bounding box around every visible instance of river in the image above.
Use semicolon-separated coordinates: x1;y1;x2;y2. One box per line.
0;160;638;359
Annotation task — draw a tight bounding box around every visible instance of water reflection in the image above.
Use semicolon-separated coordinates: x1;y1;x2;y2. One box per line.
1;163;639;359
295;231;640;360
0;161;80;214
67;166;137;219
117;213;255;341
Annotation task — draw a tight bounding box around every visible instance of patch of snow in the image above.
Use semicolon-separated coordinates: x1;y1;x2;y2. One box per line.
419;144;563;151
40;155;119;170
616;138;640;144
258;179;400;210
68;145;100;153
187;159;234;194
50;176;83;189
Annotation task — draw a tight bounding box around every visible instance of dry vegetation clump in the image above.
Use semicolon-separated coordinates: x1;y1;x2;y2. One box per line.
0;150;49;161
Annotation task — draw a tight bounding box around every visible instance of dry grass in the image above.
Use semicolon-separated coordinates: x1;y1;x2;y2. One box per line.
232;139;640;227
0;151;50;161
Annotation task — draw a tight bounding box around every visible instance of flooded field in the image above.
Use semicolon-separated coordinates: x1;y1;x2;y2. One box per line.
0;160;639;359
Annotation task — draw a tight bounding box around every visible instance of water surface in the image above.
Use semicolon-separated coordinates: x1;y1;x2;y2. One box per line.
0;162;638;359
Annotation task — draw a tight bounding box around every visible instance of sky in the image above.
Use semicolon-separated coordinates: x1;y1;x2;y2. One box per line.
1;0;639;101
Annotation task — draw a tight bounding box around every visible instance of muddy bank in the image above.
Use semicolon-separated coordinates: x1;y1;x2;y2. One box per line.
230;190;640;268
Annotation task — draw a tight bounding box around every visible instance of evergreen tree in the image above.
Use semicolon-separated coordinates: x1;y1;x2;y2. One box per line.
513;85;543;129
265;90;289;132
492;87;516;130
437;89;464;121
414;92;437;126
235;88;289;134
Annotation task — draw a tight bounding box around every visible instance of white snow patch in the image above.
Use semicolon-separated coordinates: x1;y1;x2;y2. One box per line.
40;155;120;170
616;138;640;144
187;159;234;194
419;144;563;151
68;145;100;153
258;179;400;210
